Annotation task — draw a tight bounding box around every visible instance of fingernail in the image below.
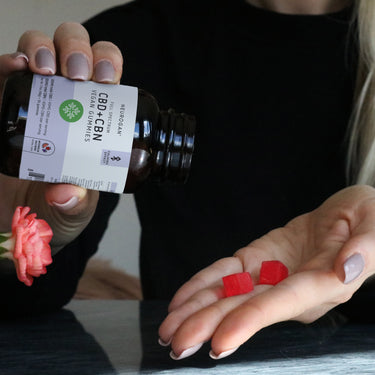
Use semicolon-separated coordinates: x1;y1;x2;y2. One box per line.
209;347;239;360
344;253;364;284
158;337;172;347
170;342;203;360
67;53;90;80
11;52;29;63
95;60;115;83
52;196;79;211
35;47;56;74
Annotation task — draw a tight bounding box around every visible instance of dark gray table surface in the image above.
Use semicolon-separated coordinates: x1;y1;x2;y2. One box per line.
0;300;375;374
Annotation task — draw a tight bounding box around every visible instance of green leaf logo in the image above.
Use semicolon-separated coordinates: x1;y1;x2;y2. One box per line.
59;99;84;122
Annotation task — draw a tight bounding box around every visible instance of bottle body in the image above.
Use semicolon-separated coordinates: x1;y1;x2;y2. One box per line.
0;73;195;193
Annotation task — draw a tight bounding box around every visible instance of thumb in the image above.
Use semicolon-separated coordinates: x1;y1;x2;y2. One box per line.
334;231;375;285
43;183;99;251
332;186;375;285
45;183;96;216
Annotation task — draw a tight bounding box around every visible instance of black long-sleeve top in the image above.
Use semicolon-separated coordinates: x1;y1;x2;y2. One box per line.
4;0;370;320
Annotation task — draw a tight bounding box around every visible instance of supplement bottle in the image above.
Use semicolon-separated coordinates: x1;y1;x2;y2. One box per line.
0;72;195;193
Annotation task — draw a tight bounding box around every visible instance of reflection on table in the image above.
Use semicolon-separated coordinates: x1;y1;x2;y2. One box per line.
0;300;375;374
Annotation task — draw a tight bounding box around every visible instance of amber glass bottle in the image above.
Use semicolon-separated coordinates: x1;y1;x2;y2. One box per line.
0;72;195;193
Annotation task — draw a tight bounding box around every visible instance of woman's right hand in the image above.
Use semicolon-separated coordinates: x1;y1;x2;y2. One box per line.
0;22;123;253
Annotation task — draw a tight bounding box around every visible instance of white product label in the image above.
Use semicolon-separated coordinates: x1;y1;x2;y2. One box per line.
19;74;138;193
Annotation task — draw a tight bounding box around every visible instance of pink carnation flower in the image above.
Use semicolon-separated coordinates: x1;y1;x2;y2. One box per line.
0;206;53;286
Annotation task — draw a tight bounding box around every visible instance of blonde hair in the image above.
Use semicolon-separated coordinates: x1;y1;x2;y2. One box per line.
347;0;375;184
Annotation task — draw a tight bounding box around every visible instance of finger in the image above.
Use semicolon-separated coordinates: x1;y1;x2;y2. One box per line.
334;232;375;285
92;41;123;84
18;30;56;75
160;256;248;346
169;292;252;359
169;269;340;359
293;301;338;324
208;270;342;358
53;22;93;80
0;52;29;107
43;183;99;250
166;233;300;330
0;52;29;78
159;285;226;344
44;183;96;216
159;283;270;347
168;257;243;312
334;191;375;284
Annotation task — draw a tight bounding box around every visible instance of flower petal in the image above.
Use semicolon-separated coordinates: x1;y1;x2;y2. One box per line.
9;206;53;286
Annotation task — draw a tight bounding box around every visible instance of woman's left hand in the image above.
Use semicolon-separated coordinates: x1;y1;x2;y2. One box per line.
158;185;375;360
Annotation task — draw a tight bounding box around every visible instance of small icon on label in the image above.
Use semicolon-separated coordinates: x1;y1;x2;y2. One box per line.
23;137;55;156
101;149;130;167
42;142;52;152
59;99;84;122
110;156;122;161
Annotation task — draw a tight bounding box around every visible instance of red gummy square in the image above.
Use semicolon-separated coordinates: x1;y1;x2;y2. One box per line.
222;272;254;297
259;260;288;285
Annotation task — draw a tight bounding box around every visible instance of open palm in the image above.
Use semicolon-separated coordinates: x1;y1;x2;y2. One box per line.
159;185;375;360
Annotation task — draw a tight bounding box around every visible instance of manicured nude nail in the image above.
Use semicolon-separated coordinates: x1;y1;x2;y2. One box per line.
209;347;238;360
158;337;172;347
95;60;115;83
52;196;79;211
67;53;89;80
170;342;203;360
344;253;364;284
11;52;29;63
35;47;56;74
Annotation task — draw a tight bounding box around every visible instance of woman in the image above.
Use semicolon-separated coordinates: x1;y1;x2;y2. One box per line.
0;0;374;360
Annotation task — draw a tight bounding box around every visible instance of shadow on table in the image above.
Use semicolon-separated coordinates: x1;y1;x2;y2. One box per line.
0;309;116;375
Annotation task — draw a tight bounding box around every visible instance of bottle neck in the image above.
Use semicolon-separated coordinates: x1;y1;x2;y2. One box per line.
152;109;195;183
